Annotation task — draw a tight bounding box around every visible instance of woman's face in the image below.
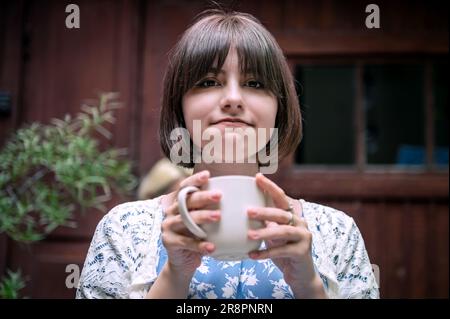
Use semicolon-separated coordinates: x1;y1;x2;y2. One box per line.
182;48;278;163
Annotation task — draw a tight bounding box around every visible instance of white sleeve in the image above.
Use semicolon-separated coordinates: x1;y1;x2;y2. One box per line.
334;219;380;299
76;209;133;299
76;201;163;299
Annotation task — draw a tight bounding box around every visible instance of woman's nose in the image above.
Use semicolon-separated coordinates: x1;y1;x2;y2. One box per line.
220;83;243;112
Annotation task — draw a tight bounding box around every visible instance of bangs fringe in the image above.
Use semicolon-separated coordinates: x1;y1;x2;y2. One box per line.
180;15;282;97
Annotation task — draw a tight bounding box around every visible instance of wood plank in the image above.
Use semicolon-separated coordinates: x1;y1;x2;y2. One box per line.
0;0;24;146
138;0;174;175
109;0;142;159
15;0;142;156
274;170;449;200
408;202;428;298
8;240;90;298
0;1;22;280
46;192;128;240
278;0;448;55
427;202;449;298
359;202;381;291
275;31;448;55
383;201;407;298
11;0;139;241
436;203;449;297
21;0;116;124
0;234;8;277
237;0;284;30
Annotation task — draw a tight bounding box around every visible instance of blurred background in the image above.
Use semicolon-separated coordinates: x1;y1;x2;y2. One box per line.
0;0;448;298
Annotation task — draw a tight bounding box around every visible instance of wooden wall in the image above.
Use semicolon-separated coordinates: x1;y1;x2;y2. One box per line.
0;0;448;298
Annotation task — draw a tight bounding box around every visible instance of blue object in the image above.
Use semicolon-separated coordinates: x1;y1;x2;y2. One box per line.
397;145;449;165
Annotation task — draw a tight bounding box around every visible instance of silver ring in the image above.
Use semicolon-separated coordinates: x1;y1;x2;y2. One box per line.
286;203;295;226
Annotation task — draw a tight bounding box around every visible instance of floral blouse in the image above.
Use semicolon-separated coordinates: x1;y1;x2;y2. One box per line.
76;197;379;299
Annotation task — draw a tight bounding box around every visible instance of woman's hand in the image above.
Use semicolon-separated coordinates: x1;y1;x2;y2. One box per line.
247;173;326;298
161;170;221;278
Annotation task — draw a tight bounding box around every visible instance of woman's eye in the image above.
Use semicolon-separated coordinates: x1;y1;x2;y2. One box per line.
197;79;219;88
246;80;264;89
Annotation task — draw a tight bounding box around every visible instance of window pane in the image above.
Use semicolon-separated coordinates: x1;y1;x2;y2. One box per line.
433;62;449;166
364;64;425;165
295;65;355;165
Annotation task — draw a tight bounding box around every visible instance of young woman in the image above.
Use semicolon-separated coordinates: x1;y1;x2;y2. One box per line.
77;9;379;299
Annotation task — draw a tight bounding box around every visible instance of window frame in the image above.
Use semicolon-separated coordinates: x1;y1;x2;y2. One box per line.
287;55;448;173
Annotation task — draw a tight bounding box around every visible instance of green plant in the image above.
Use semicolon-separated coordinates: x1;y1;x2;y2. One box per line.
0;269;26;299
0;93;137;242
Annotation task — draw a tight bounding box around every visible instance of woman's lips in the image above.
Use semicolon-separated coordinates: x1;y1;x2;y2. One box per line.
212;121;251;128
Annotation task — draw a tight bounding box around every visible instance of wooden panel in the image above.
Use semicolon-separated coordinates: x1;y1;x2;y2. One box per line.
1;1;142;299
380;202;404;298
0;234;7;277
109;0;143;155
280;0;448;55
304;199;448;298
276;171;449;200
7;0;141;239
139;0;205;175
235;0;284;31
409;202;428;298
311;200;382;294
47;209;106;241
21;0;113;123
19;0;141;156
0;0;24;287
356;202;381;285
275;31;449;55
427;202;449;297
48;194;126;240
8;240;90;298
0;0;24;146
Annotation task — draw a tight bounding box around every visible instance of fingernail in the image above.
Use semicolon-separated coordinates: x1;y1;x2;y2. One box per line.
206;243;215;252
248;230;259;240
210;192;221;200
247;208;257;217
200;171;209;180
210;211;220;218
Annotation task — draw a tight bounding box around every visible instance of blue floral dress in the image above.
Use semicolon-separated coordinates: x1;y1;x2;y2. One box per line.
156;237;294;299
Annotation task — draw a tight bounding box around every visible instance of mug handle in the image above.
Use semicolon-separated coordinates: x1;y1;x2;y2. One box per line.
177;186;208;239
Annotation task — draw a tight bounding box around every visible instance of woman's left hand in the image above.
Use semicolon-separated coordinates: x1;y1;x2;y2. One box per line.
247;173;326;298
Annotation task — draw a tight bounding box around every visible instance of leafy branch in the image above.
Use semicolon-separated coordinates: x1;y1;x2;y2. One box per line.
0;93;137;242
0;269;26;299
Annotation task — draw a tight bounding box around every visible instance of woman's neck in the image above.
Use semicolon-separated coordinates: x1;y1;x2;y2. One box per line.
193;162;259;177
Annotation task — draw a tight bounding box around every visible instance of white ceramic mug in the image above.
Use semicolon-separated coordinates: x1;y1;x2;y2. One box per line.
177;175;268;261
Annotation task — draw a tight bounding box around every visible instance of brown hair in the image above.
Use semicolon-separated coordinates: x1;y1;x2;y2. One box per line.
159;9;302;168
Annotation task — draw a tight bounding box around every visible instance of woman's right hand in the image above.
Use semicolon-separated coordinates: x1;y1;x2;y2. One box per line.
161;170;221;278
